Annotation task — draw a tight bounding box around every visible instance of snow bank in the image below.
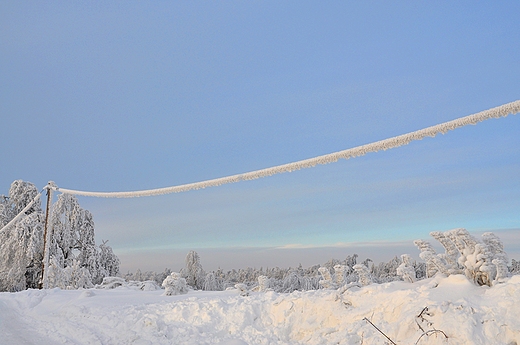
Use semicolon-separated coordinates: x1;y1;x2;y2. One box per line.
1;275;520;344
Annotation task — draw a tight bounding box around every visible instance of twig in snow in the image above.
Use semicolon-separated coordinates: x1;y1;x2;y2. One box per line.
415;306;429;332
415;329;448;344
362;317;397;345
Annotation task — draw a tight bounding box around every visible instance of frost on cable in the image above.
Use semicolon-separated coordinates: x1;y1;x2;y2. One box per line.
54;100;520;198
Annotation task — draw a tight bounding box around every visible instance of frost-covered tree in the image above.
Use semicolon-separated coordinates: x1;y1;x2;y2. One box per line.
43;194;119;288
0;180;42;226
98;241;120;280
413;239;440;278
0;181;44;291
63;259;94;289
318;266;335;289
353;264;373;286
334;265;348;287
257;275;270;292
203;272;220;291
182;250;205;290
396;254;416;283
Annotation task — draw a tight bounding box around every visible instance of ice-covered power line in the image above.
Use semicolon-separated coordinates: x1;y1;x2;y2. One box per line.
54;100;520;198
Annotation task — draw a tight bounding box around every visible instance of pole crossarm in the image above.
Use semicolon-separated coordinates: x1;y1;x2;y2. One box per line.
53;100;520;198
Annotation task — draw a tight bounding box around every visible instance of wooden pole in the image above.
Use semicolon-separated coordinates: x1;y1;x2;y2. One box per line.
38;182;53;289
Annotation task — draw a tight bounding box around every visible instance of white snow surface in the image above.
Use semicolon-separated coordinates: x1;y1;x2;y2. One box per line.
1;275;520;345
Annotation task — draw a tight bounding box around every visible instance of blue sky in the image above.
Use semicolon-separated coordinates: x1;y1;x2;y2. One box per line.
1;2;520;272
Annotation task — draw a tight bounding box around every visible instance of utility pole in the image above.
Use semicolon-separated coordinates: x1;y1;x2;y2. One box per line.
38;182;54;289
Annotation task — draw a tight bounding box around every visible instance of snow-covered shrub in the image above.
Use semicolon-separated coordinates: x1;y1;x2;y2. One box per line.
257;275;270;292
282;270;301;292
318;266;335;289
203;272;220;291
44;255;67;289
397;254;416;283
334;265;347;286
162;272;189;295
95;277;161;291
235;283;249;296
96;277;126;289
131;280;161;291
413;239;441;278
370;256;402;283
63;259;94;289
415;229;511;286
509;259;520;275
353;264;373;286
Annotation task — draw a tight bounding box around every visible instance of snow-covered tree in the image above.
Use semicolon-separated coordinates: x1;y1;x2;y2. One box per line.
44;193;119;288
203;272;220;291
63;259;94;289
98;240;120;280
396;254;416;283
413;239;440;278
257;275;270;292
353;264;373;286
0;181;44;291
318;266;335;289
182;250;205;290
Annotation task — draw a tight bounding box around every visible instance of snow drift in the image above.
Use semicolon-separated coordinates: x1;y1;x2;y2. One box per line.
1;274;520;345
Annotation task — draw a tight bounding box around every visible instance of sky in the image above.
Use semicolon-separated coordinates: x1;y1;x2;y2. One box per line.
1;2;520;272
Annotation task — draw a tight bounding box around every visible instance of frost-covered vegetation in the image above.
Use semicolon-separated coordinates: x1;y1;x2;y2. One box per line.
122;230;519;294
0;180;120;292
2;180;519;295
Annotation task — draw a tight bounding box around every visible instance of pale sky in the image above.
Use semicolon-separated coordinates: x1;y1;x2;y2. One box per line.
1;2;519;272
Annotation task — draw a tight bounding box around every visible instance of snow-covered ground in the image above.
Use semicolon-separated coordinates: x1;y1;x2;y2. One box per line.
1;274;520;345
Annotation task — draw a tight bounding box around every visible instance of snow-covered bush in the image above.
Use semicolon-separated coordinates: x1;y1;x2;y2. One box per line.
203;272;221;291
370;256;402;283
510;259;520;275
235;283;249;296
415;228;510;286
334;265;347;286
95;277;161;291
97;277;126;289
318;266;335;289
396;254;416;283
257;275;270;292
162;272;189;295
63;259;94;289
353;264;373;286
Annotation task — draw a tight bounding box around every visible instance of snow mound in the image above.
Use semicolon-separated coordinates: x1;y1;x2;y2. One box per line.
1;275;520;344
